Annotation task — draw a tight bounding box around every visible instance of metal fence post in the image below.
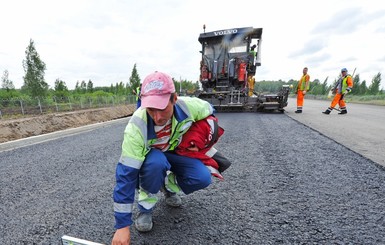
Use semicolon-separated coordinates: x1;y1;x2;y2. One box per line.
68;97;72;110
37;98;43;114
53;97;59;112
20;100;25;115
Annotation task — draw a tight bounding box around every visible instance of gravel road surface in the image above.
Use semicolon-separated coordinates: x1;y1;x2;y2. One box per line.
1;110;385;244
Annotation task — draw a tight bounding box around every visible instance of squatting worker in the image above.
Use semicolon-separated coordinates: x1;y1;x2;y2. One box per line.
295;67;310;113
322;68;353;115
111;71;230;245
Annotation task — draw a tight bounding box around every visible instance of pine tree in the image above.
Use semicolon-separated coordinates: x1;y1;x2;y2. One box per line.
129;64;141;94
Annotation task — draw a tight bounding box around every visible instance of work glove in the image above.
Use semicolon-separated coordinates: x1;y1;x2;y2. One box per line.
302;90;306;95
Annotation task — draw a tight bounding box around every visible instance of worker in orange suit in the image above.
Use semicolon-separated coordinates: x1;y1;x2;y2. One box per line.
295;67;310;113
247;75;255;97
322;68;353;115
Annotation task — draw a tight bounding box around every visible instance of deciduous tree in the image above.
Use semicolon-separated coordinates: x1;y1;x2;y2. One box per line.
54;79;69;98
22;39;48;97
1;70;15;91
87;79;94;93
368;72;381;95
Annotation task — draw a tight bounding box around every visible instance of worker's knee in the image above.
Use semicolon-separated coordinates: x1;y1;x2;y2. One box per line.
140;149;170;193
142;149;170;172
178;166;212;194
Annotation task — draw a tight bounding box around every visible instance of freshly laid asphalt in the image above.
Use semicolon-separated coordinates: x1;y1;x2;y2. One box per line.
1;99;385;244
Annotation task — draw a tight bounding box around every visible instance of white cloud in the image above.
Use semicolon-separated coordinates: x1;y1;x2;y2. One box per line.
1;0;384;90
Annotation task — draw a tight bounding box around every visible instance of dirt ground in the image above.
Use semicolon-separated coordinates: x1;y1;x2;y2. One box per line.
0;104;136;144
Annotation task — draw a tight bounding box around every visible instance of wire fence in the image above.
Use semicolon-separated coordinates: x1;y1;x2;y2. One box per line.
0;95;137;119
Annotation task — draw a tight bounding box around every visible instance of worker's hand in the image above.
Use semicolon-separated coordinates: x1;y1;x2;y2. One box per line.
186;142;199;152
187;146;199;151
302;90;306;95
112;226;131;245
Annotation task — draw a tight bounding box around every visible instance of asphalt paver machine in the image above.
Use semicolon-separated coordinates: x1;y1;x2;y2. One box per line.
196;26;290;112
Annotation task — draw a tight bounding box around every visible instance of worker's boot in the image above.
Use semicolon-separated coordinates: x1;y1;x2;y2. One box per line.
338;109;347;115
135;188;157;232
135;211;153;232
294;110;302;113
162;172;182;207
163;189;182;207
322;108;332;114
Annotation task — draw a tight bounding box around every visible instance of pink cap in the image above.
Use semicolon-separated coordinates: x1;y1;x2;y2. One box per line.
140;71;175;109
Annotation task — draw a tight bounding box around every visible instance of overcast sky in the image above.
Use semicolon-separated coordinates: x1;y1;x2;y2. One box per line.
1;0;385;90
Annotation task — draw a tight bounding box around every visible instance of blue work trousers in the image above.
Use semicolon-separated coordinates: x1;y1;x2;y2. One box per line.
139;149;212;196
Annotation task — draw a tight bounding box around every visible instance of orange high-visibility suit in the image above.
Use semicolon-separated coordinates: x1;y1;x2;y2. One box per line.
323;68;353;114
295;67;310;113
247;75;255;97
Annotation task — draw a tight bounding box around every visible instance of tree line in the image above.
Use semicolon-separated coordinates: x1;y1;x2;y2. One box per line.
1;39;199;101
256;72;382;96
1;39;143;101
1;39;383;101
